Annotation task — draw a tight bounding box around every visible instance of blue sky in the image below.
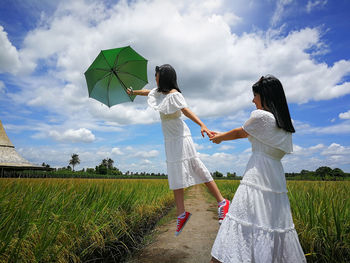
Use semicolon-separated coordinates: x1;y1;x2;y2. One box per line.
0;0;349;175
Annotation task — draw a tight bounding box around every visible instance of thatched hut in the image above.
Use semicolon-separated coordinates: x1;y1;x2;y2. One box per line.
0;120;48;176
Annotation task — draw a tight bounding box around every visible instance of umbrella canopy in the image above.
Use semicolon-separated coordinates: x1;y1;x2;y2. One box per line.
84;46;148;107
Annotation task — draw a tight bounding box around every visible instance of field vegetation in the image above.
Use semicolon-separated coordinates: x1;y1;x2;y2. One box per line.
0;178;173;263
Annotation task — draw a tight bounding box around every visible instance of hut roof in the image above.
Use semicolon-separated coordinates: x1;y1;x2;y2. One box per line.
0;120;43;169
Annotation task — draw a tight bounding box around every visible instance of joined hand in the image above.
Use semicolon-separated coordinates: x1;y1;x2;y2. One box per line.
209;131;223;144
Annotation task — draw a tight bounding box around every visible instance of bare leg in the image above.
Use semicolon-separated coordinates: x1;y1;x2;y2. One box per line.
173;188;185;216
205;181;224;202
210;257;221;263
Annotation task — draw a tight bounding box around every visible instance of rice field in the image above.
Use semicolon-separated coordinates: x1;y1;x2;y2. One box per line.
214;180;350;263
1;179;349;262
0;178;173;263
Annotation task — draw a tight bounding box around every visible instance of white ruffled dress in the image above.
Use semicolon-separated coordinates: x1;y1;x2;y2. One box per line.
147;88;213;190
211;110;306;263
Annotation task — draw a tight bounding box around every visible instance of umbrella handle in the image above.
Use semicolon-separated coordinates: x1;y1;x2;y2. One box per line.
127;86;134;96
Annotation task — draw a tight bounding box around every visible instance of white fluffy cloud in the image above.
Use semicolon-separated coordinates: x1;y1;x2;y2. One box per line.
194;142;205;150
321;143;350;156
198;150;251;174
111;147;123;155
295;119;350;134
49;128;95;143
1;0;348;128
0;26;20;74
219;145;235;151
339;110;350;120
133;150;159;158
283;142;350;172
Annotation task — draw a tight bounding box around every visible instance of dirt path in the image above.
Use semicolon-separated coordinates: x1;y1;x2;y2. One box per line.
127;185;219;263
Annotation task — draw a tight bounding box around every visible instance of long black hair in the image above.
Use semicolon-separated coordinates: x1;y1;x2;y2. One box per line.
252;75;295;133
155;64;181;93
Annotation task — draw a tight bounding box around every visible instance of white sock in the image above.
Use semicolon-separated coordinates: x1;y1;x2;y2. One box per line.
218;199;226;206
178;212;186;218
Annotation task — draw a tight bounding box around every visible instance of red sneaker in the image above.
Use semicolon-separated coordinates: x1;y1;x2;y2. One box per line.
175;212;191;236
218;199;230;224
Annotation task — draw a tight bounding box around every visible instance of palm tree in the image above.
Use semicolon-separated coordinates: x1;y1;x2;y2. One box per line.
69;153;80;171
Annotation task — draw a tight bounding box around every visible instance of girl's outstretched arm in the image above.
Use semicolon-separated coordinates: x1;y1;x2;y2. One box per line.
210;127;248;144
181;107;213;138
126;88;150;96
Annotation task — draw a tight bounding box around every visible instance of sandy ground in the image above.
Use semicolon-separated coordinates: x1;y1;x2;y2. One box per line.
127;185;220;263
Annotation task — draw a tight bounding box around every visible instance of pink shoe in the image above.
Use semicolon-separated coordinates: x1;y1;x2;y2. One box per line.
175;212;191;236
218;199;230;224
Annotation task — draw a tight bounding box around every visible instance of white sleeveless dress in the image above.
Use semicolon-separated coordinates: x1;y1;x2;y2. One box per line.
148;88;213;190
211;110;306;263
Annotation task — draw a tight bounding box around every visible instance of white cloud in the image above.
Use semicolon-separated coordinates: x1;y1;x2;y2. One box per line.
0;26;20;74
0;81;5;93
198;151;251;174
194;142;205;150
141;159;152;165
111;147;123;155
321;143;350;156
125;146;134;151
3;0;348;129
295;119;350;135
309;144;325;151
271;0;293;27
283;142;350;172
219;145;235;151
133;150;159;158
88;103;159;125
339;110;350;120
292;143;325;156
306;0;327;13
49;128;95;143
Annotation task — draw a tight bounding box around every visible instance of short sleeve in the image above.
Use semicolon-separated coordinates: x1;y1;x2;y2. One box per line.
243;110;270;138
243;110;293;153
148;90;187;114
166;93;188;112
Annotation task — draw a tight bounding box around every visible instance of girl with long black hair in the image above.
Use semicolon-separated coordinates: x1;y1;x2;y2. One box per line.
209;75;306;263
127;64;230;236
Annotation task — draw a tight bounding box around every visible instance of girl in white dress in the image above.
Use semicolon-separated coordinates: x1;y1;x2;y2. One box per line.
209;75;306;263
127;64;230;236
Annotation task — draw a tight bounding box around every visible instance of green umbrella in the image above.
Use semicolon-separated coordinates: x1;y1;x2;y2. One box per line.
84;46;148;107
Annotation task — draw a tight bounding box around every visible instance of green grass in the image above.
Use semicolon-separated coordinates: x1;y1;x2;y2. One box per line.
0;178;174;263
213;180;350;263
287;181;350;262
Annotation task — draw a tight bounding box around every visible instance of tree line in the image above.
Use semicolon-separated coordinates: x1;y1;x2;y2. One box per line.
38;153;167;178
9;154;349;181
285;166;349;181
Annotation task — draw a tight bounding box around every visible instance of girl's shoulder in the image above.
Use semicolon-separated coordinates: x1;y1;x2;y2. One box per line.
148;88;187;114
244;110;293;153
168;89;179;94
150;88;182;98
249;109;275;121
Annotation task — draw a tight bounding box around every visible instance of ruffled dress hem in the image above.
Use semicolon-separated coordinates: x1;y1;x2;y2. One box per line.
211;214;306;263
167;155;213;190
